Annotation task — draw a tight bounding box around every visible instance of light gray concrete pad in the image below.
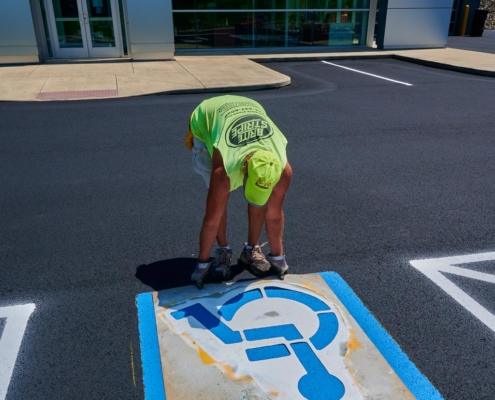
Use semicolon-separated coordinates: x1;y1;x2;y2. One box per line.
175;55;291;91
29;62;134;78
41;75;117;93
394;48;495;77
115;75;203;97
0;65;39;78
0;77;48;101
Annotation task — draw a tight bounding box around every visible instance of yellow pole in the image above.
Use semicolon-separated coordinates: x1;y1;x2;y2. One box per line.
461;5;470;36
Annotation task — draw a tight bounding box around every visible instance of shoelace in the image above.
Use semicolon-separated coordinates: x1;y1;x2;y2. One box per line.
216;248;229;265
251;242;268;262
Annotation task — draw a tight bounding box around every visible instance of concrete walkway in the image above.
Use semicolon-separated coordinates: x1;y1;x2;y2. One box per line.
1;46;494;101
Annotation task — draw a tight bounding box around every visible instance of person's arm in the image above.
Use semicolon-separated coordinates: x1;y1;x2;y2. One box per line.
198;148;230;263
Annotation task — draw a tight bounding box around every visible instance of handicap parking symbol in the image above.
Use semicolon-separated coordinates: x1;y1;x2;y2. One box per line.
139;274;444;400
167;282;360;400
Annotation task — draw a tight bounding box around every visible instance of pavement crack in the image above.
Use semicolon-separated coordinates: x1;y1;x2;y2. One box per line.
37;77;50;97
175;60;206;91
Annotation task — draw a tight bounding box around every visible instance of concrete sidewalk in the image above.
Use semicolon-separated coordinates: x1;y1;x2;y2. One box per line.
1;47;494;101
0;55;290;101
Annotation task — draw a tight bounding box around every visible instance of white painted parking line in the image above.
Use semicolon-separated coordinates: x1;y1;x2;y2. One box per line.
411;252;495;333
321;61;414;86
0;304;36;400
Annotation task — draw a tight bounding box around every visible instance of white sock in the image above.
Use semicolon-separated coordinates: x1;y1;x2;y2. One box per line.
244;244;253;250
197;262;210;270
268;254;285;260
217;245;231;250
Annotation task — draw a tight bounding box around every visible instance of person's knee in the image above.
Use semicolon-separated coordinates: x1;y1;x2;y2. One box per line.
265;208;283;224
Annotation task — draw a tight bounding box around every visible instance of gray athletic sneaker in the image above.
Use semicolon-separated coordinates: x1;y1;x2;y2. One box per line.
240;243;271;277
267;254;289;280
191;260;213;289
211;247;232;280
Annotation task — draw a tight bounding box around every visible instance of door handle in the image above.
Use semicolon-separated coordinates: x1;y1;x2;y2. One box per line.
78;12;84;24
83;13;89;24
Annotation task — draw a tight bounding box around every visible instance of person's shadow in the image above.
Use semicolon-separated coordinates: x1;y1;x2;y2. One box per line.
135;257;248;291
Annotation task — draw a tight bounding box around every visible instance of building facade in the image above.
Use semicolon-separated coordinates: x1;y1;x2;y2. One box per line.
0;0;455;65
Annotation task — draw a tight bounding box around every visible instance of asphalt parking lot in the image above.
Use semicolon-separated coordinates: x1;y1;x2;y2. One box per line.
1;58;495;399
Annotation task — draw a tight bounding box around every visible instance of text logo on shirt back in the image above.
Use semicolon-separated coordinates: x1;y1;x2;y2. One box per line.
226;115;273;147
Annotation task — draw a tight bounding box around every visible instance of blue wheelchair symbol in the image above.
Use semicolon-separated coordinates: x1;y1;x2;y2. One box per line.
171;286;345;400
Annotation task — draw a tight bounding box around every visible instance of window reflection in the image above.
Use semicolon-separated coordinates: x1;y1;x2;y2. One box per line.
172;0;370;10
252;12;312;47
175;12;255;48
172;1;369;48
86;0;116;47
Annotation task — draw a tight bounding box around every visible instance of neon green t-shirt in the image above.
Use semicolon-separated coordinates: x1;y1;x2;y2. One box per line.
190;95;288;192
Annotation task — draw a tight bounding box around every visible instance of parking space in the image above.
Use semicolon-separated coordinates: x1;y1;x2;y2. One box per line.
1;59;495;399
139;273;442;399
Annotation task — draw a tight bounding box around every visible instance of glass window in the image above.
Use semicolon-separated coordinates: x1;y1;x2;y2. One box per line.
52;0;84;48
197;0;255;9
173;12;255;48
255;0;311;9
254;12;313;47
313;0;369;8
327;11;367;45
85;0;116;47
172;0;369;10
197;12;254;48
174;12;198;48
312;11;332;45
172;0;195;10
174;10;367;48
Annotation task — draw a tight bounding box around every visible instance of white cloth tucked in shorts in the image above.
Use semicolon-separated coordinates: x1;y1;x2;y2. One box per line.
192;137;212;188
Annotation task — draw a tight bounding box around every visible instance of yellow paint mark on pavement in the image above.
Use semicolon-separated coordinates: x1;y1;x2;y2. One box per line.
130;341;137;387
198;346;216;364
347;329;362;351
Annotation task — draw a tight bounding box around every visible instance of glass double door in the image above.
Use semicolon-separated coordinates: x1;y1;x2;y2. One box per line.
45;0;123;58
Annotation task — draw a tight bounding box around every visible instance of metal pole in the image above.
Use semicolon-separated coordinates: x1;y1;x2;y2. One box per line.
461;4;470;36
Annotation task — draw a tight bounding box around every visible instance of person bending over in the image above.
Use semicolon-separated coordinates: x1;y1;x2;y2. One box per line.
185;95;292;289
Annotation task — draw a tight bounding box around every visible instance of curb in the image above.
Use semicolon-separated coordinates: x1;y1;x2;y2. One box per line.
158;77;291;96
0;76;291;102
247;54;392;63
391;54;495;78
248;52;495;78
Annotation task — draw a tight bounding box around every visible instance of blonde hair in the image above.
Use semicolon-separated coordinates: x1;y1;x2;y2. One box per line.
242;151;257;175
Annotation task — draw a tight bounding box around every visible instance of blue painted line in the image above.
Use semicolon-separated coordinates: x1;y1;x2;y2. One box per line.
218;289;263;321
320;272;444;400
244;324;303;341
265;287;330;312
136;293;166;400
171;303;242;344
310;313;339;350
291;342;345;400
246;344;290;362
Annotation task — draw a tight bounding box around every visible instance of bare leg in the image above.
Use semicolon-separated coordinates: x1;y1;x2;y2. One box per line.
265;208;284;256
216;203;228;247
265;162;292;256
247;204;266;246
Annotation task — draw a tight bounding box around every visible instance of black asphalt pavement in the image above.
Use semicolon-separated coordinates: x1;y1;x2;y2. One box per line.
448;29;495;54
1;59;495;400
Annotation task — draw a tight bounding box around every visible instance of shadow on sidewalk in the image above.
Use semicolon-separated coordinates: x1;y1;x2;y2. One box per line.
135;257;247;291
